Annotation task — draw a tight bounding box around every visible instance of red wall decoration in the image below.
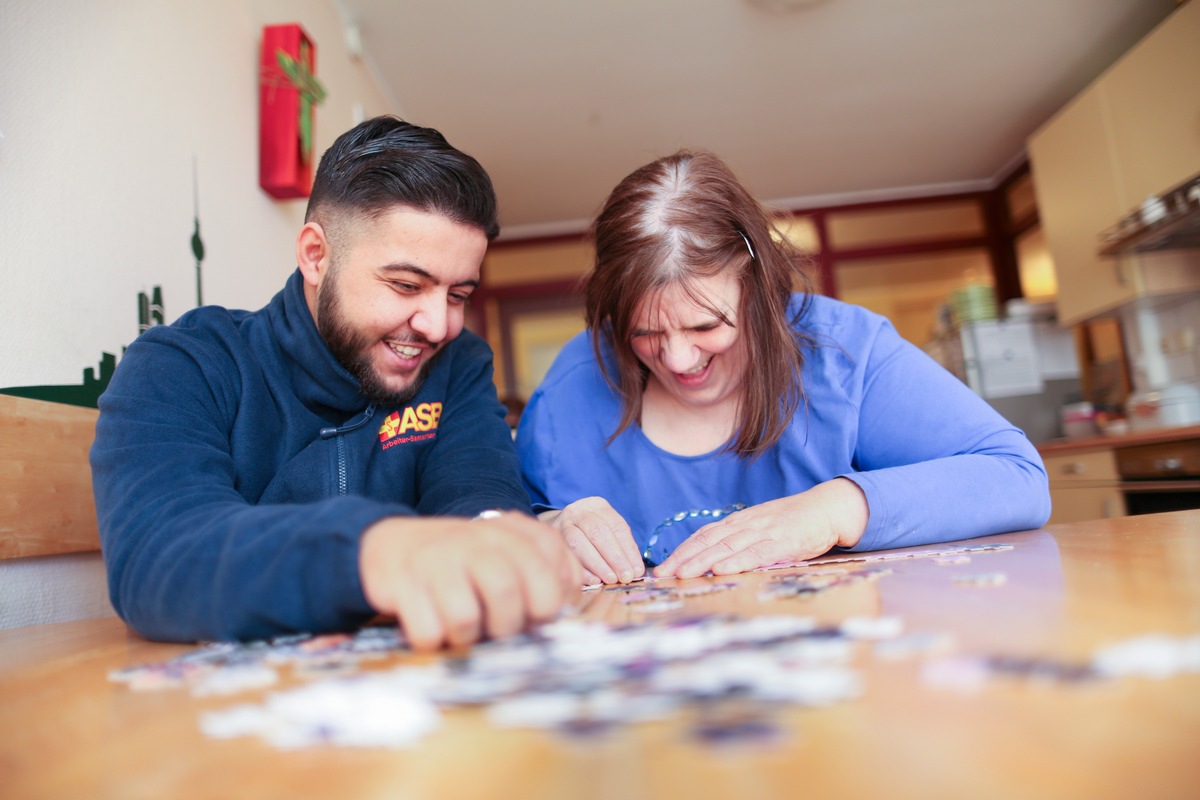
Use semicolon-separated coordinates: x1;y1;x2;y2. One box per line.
259;24;326;199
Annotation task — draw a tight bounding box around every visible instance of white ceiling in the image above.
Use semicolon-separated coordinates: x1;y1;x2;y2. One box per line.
335;0;1178;238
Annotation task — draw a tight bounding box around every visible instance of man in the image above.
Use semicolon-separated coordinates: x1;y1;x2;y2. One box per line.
91;117;580;650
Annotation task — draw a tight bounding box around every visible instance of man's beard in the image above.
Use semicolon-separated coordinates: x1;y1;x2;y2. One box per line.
316;272;436;408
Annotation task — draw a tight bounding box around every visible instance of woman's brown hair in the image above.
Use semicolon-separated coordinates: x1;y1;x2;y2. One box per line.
585;150;816;458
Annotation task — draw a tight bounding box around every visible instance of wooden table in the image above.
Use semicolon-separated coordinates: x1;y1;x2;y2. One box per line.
3;511;1199;799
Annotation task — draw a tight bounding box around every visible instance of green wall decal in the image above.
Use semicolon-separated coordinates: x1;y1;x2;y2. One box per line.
0;286;165;409
192;157;205;306
0;353;116;409
138;286;165;333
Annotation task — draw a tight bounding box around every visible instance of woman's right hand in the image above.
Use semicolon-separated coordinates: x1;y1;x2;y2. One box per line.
539;497;644;586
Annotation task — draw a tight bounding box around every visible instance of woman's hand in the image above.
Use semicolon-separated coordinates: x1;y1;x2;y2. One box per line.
539;497;644;586
653;478;870;579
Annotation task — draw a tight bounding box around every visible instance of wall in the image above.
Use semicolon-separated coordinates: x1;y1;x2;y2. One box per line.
838;249;994;346
482;191;1030;401
1120;292;1200;393
0;0;393;629
479;238;593;399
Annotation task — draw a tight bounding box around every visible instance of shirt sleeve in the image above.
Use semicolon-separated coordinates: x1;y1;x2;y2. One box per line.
514;382;559;515
836;318;1052;551
91;333;409;643
411;335;532;517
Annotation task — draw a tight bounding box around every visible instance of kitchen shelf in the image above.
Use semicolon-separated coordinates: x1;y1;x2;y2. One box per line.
1099;209;1200;255
1098;172;1200;256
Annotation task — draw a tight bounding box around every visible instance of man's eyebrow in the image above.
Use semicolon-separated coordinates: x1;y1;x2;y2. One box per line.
378;263;479;289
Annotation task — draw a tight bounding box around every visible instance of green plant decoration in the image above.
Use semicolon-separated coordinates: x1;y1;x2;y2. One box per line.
275;41;327;165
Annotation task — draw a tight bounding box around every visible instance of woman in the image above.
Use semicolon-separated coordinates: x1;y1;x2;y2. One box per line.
516;151;1050;586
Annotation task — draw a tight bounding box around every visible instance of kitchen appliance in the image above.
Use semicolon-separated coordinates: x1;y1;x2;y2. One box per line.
1120;296;1200;431
1116;438;1200;515
1060;401;1097;439
933;301;1082;443
1127;383;1200;431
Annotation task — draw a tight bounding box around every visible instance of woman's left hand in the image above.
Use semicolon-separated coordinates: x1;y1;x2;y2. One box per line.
653;478;870;579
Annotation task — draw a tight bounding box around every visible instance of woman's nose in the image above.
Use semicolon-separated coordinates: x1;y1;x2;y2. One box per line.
660;332;699;372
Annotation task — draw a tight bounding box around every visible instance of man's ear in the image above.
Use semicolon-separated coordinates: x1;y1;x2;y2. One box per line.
296;222;330;289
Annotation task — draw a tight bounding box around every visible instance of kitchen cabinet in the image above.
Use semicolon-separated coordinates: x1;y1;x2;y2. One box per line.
1042;447;1126;525
1028;85;1136;326
1040;423;1200;523
1102;6;1200;207
1027;1;1200;327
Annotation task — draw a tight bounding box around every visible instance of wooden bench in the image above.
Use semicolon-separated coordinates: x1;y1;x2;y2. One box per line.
0;394;101;560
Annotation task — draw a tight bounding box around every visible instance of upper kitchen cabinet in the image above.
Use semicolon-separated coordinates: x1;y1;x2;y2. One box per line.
1028;0;1200;327
1029;84;1135;325
1103;4;1200;205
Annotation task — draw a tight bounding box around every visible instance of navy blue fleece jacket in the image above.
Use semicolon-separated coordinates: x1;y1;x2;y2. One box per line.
90;270;529;642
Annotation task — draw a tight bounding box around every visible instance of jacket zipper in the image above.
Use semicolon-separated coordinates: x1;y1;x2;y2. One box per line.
336;435;348;496
318;405;376;499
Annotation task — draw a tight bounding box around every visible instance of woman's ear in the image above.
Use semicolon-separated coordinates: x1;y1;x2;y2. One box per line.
296;222;330;289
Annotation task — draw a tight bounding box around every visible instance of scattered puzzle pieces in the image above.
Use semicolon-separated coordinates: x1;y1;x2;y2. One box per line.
952;572;1007;587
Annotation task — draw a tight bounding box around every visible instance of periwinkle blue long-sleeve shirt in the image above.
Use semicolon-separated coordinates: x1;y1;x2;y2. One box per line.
91;270;527;642
516;294;1051;561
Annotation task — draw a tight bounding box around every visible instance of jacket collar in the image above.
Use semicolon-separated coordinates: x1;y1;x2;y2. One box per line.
267;269;369;418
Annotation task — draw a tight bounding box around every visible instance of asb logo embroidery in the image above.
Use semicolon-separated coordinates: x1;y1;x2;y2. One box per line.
379;402;442;449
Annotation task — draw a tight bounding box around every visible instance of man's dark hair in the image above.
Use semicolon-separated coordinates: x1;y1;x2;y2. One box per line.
305;116;500;240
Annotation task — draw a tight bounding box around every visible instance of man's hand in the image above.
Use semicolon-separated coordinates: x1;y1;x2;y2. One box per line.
539;497;643;586
358;512;582;652
653;478;870;579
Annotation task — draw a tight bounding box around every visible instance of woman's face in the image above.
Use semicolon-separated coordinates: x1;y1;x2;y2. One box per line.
629;270;747;410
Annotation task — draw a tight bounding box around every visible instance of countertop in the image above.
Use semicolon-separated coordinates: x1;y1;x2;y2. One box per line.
1036;423;1200;456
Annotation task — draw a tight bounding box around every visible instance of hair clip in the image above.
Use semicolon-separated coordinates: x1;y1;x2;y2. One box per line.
737;229;756;261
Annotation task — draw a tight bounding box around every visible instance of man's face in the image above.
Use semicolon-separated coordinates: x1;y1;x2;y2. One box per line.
313;206;488;407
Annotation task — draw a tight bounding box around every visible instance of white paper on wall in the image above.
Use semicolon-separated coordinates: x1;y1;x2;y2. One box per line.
1033;321;1080;380
963;321;1043;399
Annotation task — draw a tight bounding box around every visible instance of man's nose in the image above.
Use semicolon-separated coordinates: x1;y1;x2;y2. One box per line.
410;293;449;344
